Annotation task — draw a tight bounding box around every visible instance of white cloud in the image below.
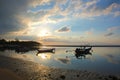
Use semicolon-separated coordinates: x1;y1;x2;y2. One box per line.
28;0;120;20
1;0;120;43
57;0;120;18
30;0;52;7
0;0;52;35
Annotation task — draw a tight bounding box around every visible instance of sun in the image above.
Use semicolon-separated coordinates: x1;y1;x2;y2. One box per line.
41;30;48;36
37;29;49;37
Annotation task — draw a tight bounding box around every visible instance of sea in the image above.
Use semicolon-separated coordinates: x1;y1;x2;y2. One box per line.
0;46;120;75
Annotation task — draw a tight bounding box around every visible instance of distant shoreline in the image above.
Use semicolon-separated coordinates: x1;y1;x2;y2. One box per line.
43;45;120;47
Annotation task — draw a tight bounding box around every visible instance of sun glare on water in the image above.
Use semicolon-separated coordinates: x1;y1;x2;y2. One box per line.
40;54;47;59
37;54;51;59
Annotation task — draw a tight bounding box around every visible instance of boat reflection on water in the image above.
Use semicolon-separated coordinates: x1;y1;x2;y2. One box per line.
36;48;55;59
75;52;92;59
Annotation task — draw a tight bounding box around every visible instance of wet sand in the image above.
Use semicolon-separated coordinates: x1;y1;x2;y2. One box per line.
0;68;23;80
0;55;120;80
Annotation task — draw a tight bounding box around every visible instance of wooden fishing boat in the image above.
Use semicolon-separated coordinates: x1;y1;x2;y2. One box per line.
37;48;55;53
75;47;92;59
75;47;92;54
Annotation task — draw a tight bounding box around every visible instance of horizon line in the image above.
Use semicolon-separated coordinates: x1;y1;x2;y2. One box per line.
43;45;120;47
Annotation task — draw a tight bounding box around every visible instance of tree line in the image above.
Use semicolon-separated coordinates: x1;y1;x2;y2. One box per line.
0;38;41;47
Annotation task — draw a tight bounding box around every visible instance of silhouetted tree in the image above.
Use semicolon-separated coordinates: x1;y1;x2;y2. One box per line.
0;39;7;44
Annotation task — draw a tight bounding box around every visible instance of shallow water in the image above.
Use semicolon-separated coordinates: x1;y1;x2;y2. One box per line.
0;47;120;75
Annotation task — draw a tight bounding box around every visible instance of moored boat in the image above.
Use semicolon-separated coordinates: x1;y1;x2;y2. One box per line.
75;46;92;54
37;48;55;53
75;47;92;59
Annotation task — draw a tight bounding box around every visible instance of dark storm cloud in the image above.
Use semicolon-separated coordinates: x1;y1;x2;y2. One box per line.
0;0;30;34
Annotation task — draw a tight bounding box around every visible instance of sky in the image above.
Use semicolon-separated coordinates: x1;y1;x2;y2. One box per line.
0;0;120;45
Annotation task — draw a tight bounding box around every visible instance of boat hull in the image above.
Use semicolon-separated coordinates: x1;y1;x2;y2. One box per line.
37;48;55;53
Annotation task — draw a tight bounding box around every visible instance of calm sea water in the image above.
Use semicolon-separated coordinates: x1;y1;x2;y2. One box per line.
0;47;120;75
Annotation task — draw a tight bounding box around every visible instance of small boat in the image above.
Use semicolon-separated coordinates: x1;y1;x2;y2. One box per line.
75;47;92;54
75;52;92;59
37;48;55;53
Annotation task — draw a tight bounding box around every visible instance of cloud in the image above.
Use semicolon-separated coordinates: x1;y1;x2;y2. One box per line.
39;35;92;45
0;0;120;43
107;26;120;32
104;26;120;37
40;35;72;44
31;0;51;7
1;0;119;35
58;0;120;18
105;32;114;37
0;0;28;34
56;26;71;32
114;11;120;17
27;10;48;21
0;0;52;35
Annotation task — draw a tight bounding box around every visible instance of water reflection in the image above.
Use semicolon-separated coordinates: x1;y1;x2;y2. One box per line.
103;54;120;64
55;56;70;64
37;53;51;59
66;47;93;59
36;48;55;60
1;46;120;75
0;46;38;53
94;47;120;64
75;52;92;59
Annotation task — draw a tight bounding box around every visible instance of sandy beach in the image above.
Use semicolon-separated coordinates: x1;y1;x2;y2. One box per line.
0;55;120;80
